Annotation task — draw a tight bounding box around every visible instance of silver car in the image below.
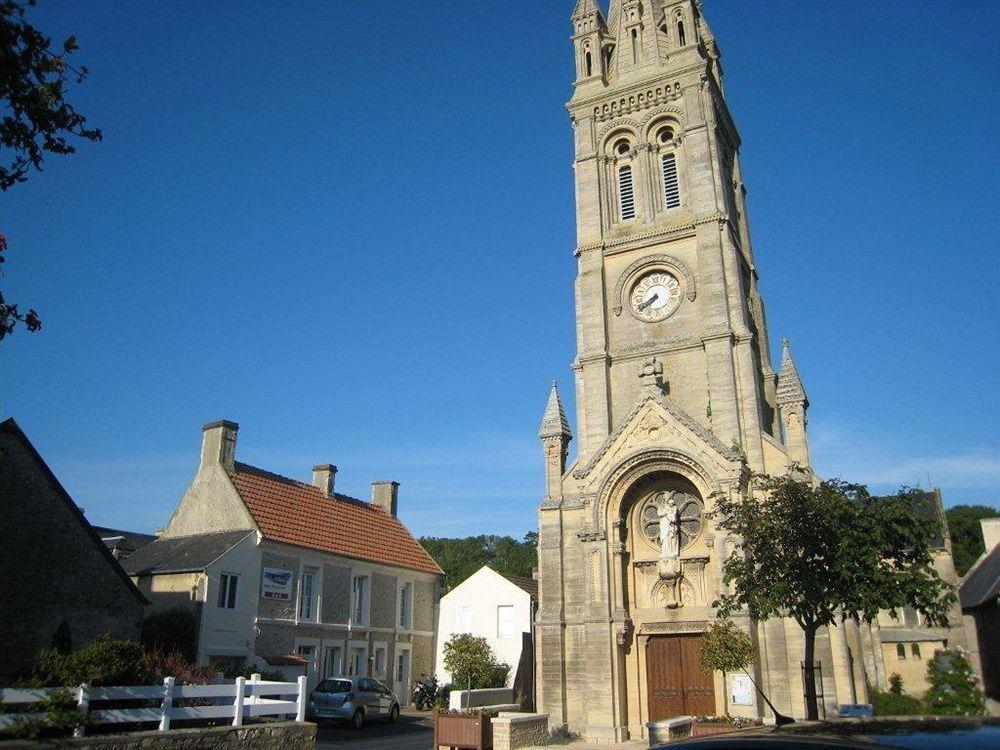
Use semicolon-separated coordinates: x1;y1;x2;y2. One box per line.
306;676;400;729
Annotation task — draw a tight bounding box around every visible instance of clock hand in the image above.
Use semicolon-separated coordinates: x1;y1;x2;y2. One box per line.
637;293;659;312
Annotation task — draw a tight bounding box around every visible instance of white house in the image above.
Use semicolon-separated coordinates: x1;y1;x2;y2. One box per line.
435;566;537;702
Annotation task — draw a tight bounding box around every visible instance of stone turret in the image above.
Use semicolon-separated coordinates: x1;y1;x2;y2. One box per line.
572;0;608;85
539;381;572;503
776;339;810;468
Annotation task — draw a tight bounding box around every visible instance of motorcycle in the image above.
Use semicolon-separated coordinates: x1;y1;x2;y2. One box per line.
411;673;439;711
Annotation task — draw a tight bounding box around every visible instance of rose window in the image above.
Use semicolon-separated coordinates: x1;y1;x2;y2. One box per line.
640;491;703;549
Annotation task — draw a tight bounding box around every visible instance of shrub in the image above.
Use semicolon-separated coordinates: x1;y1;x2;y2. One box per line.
869;687;923;716
31;634;149;686
442;634;510;690
0;688;93;740
140;607;198;661
924;647;985;716
434;683;453;709
888;673;903;695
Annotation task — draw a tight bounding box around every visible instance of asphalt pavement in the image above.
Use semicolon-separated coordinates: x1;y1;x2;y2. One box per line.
314;709;434;750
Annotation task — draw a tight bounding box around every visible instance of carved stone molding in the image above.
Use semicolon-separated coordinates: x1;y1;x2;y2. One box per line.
639;619;712;635
612;253;697;317
577;530;607;543
575;211;726;255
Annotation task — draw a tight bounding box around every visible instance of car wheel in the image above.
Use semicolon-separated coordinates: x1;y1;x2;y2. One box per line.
388;704;400;723
351;709;364;730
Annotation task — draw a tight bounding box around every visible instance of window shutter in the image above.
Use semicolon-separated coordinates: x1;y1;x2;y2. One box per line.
662;153;680;209
618;166;636;220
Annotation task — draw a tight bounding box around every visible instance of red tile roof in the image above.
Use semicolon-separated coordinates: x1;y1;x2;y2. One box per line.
228;462;442;576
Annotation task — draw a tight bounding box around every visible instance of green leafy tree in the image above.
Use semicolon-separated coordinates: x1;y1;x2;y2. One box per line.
0;0;102;340
714;475;954;721
30;634;149;686
946;505;1000;576
420;533;537;592
699;619;789;723
924;647;985;716
442;634;510;691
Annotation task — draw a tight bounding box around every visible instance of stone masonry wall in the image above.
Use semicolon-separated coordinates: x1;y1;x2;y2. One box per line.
0;722;315;750
491;714;549;750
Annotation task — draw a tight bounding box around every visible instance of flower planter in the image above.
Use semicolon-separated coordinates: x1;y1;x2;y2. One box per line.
434;709;493;750
691;718;762;737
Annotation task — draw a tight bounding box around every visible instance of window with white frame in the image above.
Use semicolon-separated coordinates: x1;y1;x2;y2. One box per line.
352;575;369;625
298;567;318;621
324;646;342;677
398;582;413;629
347;646;367;676
497;605;515;638
374;646;386;677
296;643;316;672
618;165;636;221
452;604;473;634
217;573;238;609
395;649;409;685
661;153;681;209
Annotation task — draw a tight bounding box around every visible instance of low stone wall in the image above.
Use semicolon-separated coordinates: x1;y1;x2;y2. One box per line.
492;713;548;750
0;721;315;750
449;687;515;710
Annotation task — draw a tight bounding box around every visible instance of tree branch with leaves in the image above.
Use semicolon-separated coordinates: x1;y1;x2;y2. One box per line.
0;0;101;339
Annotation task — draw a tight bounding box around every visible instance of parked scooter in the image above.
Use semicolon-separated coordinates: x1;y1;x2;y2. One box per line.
411;673;439;710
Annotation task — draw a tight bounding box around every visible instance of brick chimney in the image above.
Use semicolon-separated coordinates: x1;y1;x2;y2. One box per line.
312;464;337;496
371;481;399;517
981;518;1000;552
200;420;238;471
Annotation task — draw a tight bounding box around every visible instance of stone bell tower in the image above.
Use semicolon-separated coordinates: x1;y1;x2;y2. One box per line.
535;1;854;741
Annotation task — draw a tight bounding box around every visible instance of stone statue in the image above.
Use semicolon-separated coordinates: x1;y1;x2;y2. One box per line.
656;492;682;607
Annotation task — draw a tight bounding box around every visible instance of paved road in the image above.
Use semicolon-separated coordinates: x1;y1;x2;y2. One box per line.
315;711;433;750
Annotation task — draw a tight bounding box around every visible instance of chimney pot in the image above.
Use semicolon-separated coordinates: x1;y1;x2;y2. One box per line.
200;420;239;471
371;481;399;517
312;464;338;496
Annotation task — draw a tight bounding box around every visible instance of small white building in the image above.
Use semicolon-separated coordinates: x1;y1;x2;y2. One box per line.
435;566;537;703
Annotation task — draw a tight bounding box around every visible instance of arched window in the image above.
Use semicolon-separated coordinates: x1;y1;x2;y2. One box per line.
661;153;680;209
631;28;639;63
618;165;636;221
585;50;593;77
896;644;907;660
677;20;686;46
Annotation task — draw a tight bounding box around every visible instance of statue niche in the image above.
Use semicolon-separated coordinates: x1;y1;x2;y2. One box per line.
627;473;704;610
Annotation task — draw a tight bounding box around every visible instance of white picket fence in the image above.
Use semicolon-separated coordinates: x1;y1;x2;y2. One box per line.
0;674;308;736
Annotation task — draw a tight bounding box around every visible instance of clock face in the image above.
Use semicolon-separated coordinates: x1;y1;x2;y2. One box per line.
630;271;681;322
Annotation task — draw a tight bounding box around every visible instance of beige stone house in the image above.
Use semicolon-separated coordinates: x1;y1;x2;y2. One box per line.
536;0;967;740
130;420;442;701
0;418;147;684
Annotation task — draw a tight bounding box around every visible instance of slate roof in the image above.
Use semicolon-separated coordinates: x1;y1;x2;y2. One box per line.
498;571;538;600
879;628;947;644
93;526;157;557
122;529;253;575
228;462;443;576
959;544;1000;610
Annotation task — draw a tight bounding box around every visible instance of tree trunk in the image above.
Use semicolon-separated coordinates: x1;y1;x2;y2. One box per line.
803;625;819;721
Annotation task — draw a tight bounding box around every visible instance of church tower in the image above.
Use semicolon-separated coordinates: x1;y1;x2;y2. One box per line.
535;2;866;740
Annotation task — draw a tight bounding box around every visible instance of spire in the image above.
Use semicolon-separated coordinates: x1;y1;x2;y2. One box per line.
776;339;808;407
572;0;602;19
539;380;572;440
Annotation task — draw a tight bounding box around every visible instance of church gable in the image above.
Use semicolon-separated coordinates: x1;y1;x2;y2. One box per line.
572;392;742;490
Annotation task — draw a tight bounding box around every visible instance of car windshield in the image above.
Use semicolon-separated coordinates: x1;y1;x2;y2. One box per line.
315;679;352;694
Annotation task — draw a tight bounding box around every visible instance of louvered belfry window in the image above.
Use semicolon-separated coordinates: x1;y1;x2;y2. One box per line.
662;153;681;209
618;165;636;220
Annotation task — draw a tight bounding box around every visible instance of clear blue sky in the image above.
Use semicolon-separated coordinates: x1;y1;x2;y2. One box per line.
2;1;998;538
